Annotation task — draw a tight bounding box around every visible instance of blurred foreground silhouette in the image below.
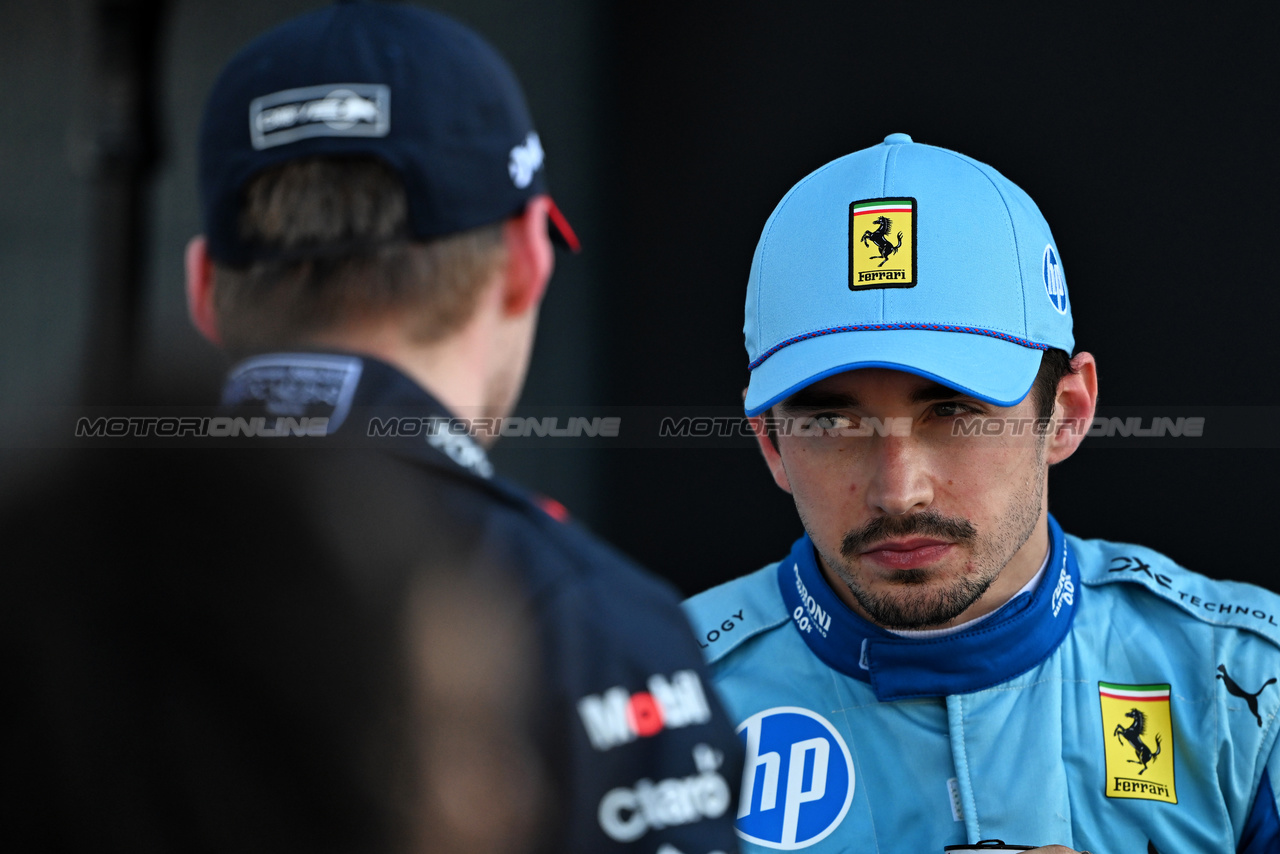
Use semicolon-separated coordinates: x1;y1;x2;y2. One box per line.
3;448;545;854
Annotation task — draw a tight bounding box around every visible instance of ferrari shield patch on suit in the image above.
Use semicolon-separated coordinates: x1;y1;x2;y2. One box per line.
1099;682;1177;804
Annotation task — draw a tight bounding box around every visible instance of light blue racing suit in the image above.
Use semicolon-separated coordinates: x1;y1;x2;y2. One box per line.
683;516;1280;852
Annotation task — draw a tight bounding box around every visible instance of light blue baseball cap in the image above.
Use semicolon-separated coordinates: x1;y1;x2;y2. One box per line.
743;133;1073;416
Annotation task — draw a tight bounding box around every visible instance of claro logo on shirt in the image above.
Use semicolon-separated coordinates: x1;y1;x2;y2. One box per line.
736;707;855;850
577;670;712;751
597;743;731;843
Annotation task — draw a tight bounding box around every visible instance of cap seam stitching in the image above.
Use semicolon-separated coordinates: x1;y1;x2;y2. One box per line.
932;149;1028;335
755;157;853;351
879;144;893;323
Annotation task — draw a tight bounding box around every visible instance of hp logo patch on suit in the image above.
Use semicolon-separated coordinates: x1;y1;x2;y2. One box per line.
735;707;855;849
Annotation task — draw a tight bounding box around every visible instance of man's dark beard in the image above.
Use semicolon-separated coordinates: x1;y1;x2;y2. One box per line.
842;569;997;630
840;511;977;558
836;511;986;629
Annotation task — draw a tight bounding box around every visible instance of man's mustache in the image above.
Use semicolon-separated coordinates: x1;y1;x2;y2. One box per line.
840;511;977;558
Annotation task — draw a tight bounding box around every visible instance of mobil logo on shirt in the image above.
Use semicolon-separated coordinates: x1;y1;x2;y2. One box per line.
735;707;854;850
576;670;713;751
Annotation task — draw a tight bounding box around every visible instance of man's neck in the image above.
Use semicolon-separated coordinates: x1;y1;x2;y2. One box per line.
964;514;1052;622
304;321;495;420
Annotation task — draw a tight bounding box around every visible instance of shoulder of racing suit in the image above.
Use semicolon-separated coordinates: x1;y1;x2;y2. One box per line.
1070;532;1280;649
682;562;793;667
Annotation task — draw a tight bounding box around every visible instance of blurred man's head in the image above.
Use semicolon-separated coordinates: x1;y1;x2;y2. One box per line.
207;156;508;353
185;2;578;419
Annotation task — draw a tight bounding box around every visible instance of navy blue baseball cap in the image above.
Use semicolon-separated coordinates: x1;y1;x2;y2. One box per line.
199;0;579;267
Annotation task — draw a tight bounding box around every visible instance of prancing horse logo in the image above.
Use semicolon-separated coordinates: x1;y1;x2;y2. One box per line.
860;216;903;267
1114;707;1162;774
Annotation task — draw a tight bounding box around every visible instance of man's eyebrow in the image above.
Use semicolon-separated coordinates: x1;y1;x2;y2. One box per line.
908;382;972;404
779;389;859;410
779;381;975;410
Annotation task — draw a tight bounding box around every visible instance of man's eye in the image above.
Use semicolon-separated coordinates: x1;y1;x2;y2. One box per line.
811;413;854;430
932;402;974;418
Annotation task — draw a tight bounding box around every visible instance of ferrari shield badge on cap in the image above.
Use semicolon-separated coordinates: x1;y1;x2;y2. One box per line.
849;197;916;290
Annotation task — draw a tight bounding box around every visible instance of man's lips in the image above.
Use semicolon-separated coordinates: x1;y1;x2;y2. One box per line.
858;538;953;569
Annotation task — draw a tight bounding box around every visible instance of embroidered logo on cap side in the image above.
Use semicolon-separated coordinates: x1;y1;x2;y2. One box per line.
1099;682;1177;804
508;131;544;189
849;197;917;291
250;83;390;150
1042;244;1068;314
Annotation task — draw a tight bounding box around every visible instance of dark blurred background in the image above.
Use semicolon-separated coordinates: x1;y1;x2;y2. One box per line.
3;0;1277;596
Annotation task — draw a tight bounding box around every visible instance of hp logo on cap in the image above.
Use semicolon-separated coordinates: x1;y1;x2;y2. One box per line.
735;707;855;849
1042;245;1068;315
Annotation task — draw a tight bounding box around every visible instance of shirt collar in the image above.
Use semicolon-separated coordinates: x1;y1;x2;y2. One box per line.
776;515;1078;701
221;351;494;480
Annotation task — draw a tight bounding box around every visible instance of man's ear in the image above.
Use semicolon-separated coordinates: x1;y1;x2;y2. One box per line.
500;195;555;317
749;405;793;494
184;236;222;345
1046;351;1098;465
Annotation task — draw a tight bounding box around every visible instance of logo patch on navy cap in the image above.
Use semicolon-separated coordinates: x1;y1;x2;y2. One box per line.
849;197;917;290
1042;244;1068;314
249;83;390;150
508;131;544;189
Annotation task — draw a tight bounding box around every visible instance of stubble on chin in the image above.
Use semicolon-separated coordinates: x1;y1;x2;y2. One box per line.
826;551;999;630
819;510;988;629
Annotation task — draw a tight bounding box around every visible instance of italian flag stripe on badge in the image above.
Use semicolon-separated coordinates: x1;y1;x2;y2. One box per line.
1098;681;1177;803
1099;683;1170;701
852;200;912;215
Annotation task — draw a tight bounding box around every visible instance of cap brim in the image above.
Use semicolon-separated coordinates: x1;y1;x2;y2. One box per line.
546;196;580;252
744;329;1044;416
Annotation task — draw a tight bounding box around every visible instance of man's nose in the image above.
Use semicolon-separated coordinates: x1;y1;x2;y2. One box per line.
864;434;933;516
